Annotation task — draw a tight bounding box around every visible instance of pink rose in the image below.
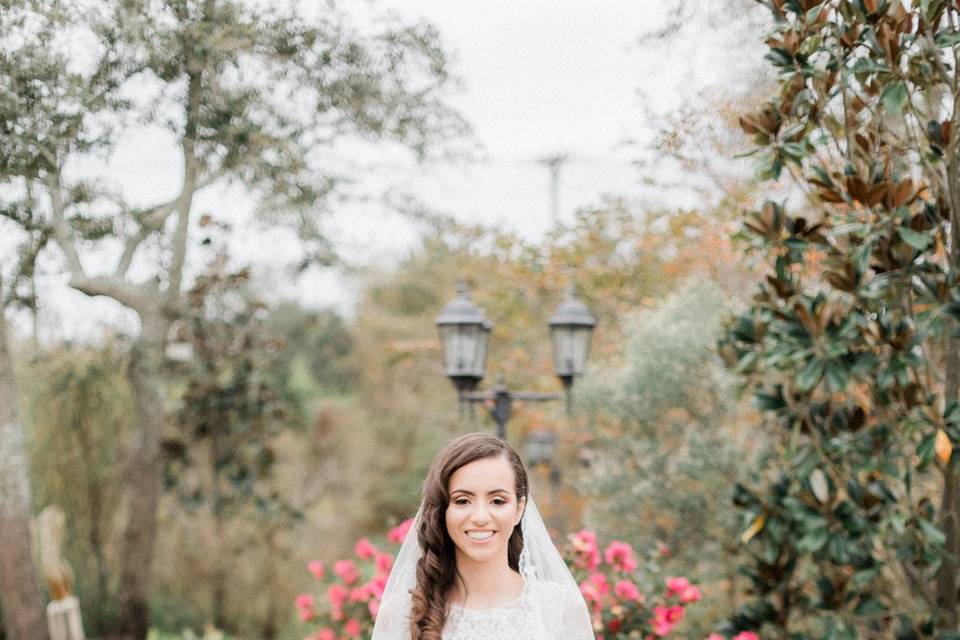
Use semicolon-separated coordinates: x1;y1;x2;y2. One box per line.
354;537;377;560
665;576;691;596
344;618;361;637
295;593;315;621
579;579;601;604
349;587;367;602
326;583;348;609
650;605;684;636
313;629;335;640
588;572;611;596
388;518;414;544
375;552;393;573
570;530;601;570
334;559;360;585
307;560;325;580
680;585;702;603
369;599;380;618
614;579;640;601
733;633;760;640
604;540;638;573
367;574;388;599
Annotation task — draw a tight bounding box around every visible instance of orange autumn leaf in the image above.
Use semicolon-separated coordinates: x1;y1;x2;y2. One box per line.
936;429;953;464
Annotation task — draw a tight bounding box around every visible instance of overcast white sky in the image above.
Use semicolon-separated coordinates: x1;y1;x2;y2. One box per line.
10;1;762;341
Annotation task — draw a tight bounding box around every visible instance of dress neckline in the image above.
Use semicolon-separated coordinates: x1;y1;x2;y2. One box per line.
449;576;528;613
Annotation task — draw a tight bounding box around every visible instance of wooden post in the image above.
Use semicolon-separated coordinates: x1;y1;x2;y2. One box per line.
47;596;85;640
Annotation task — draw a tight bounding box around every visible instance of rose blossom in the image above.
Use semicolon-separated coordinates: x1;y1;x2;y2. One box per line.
387;518;414;544
307;560;325;580
375;552;393;573
344;618;362;638
665;576;691;596
334;559;360;585
354;537;377;560
614;579;641;601
604;540;638;573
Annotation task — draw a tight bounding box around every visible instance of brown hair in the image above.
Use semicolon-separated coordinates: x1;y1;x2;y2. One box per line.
409;432;528;640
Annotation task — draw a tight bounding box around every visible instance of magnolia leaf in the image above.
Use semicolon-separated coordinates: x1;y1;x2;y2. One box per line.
935;30;960;47
881;81;908;116
898;226;932;250
796;358;824;392
740;513;766;544
810;468;830;503
797;527;830;552
919;517;947;547
936;429;953;464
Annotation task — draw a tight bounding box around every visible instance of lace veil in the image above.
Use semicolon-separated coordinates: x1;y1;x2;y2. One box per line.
371;497;594;639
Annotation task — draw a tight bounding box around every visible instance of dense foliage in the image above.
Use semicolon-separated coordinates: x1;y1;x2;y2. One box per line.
721;0;960;637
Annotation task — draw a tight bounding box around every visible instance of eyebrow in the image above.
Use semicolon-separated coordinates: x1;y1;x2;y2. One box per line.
449;489;512;497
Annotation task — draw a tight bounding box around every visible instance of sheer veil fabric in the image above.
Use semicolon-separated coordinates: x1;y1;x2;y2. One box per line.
371;498;595;640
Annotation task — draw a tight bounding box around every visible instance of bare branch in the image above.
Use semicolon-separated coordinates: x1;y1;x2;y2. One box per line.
43;170;85;279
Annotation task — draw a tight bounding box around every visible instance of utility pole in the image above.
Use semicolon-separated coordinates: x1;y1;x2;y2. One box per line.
538;153;568;229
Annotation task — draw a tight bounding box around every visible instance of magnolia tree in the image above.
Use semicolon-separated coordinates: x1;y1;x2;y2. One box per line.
0;1;465;636
720;0;960;637
295;524;737;640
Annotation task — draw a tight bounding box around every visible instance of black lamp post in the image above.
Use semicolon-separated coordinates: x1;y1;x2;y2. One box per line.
435;282;596;441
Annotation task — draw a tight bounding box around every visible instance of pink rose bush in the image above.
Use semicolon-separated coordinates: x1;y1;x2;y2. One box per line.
298;519;412;640
299;523;754;640
564;530;704;639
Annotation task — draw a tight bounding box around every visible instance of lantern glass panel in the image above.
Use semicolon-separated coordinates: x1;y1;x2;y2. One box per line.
550;324;593;377
441;323;488;378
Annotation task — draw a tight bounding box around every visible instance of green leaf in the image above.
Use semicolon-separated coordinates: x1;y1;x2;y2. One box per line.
797;358;824;392
898;226;932;250
881;81;908;117
825;361;849;392
917;433;936;467
854;594;886;616
935;30;960;47
919;517;946;547
797;526;829;552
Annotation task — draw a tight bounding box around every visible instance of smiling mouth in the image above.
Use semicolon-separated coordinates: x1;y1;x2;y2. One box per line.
466;531;495;540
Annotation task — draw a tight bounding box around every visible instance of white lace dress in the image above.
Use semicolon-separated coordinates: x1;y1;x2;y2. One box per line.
375;580;594;640
442;581;593;640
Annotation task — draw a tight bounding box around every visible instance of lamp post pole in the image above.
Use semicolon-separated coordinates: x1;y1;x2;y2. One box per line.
460;376;560;440
435;282;596;442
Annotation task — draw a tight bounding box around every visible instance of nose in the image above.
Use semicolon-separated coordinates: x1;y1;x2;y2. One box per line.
470;504;491;525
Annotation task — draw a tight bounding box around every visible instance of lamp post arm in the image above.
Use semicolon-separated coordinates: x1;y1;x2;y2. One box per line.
459;389;563;439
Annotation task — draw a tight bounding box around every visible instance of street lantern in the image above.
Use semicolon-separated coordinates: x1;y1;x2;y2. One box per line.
549;285;597;399
435;282;491;393
437;281;596;440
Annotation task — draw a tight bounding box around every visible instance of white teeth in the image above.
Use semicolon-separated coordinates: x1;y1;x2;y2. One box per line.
466;531;494;540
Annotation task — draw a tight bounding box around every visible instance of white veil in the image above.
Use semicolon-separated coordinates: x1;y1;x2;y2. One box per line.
371;497;594;639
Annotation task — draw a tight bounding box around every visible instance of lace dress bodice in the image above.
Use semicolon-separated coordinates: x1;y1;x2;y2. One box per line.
373;579;592;640
442;581;590;640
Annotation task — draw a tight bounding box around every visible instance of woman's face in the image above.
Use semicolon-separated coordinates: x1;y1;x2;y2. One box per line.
445;455;526;568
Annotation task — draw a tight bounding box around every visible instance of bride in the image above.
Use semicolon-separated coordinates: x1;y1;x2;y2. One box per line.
372;432;595;640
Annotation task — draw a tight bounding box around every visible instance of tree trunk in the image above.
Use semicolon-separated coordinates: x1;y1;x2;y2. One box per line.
0;296;49;640
936;123;960;630
114;330;166;640
73;410;109;615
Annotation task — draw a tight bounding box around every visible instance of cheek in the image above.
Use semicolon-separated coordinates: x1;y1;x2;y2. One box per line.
445;507;461;536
